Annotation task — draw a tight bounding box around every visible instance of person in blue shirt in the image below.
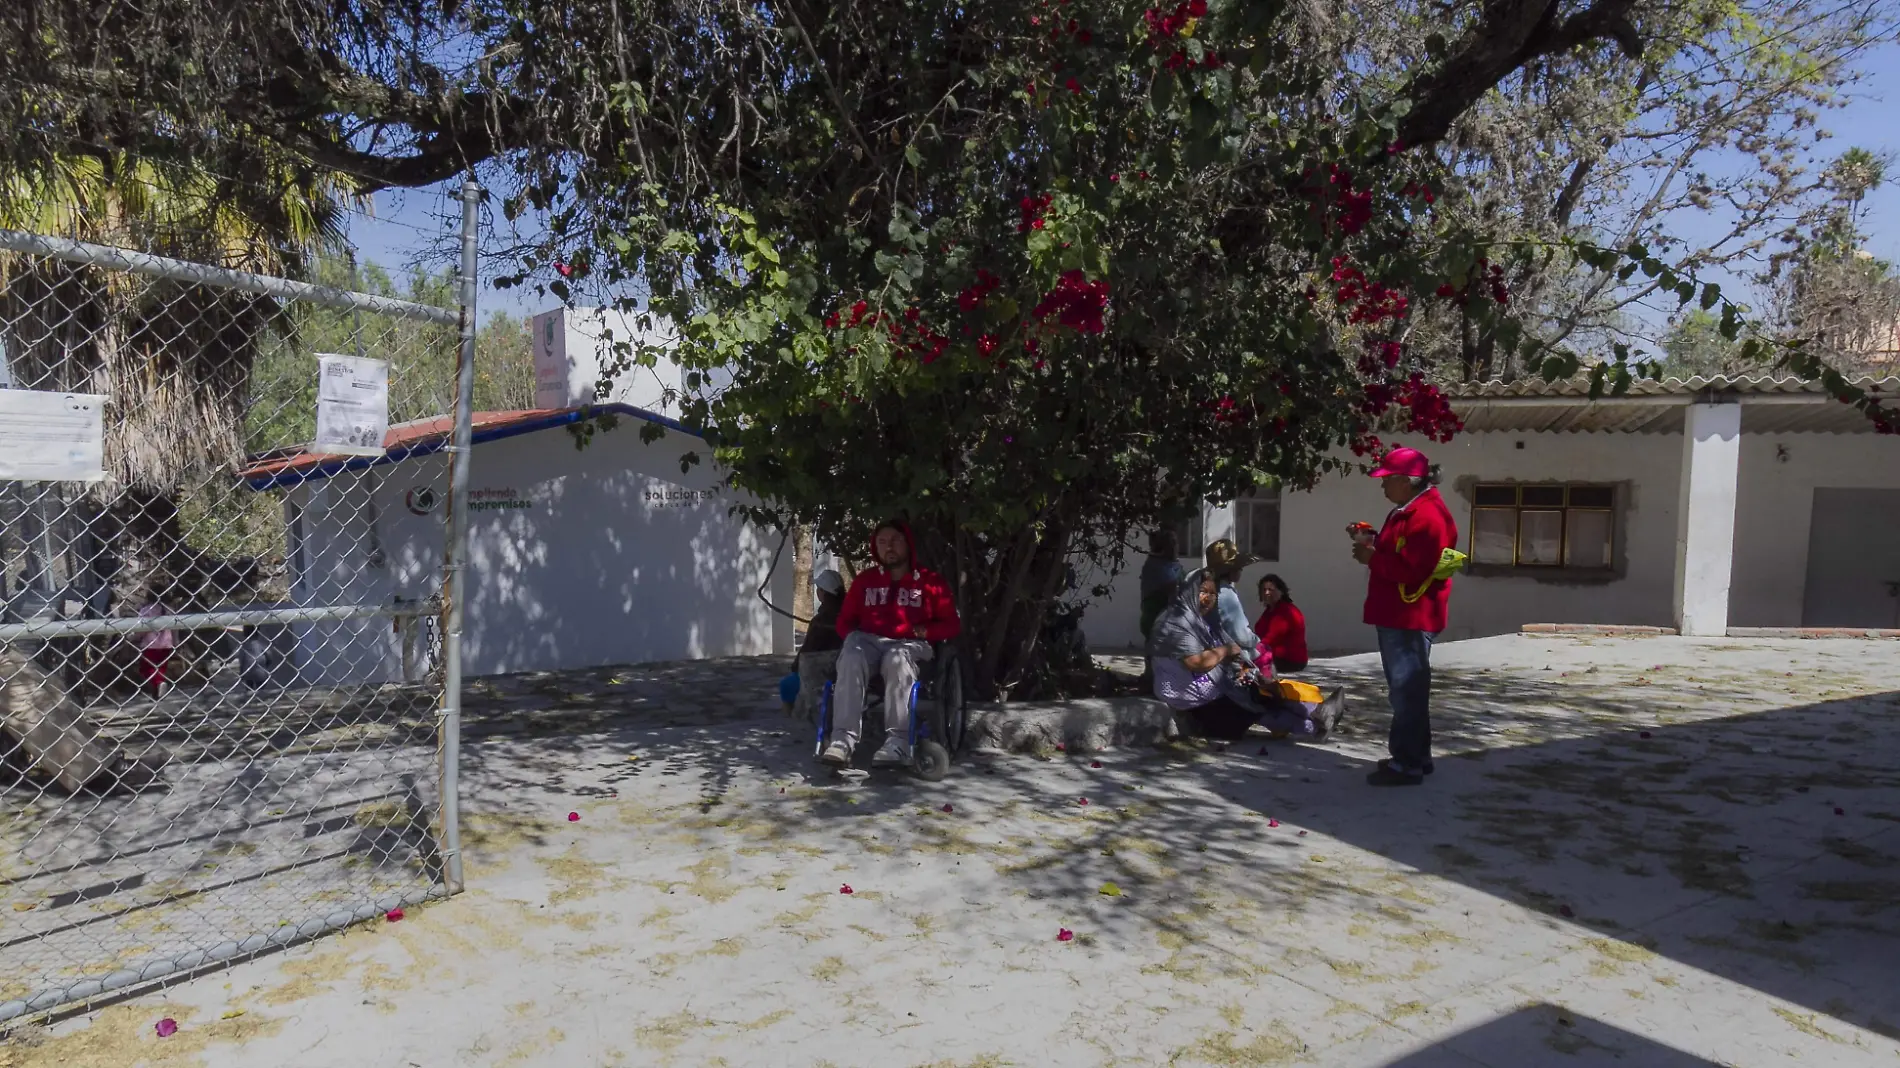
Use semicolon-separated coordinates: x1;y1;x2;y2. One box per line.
1203;539;1260;670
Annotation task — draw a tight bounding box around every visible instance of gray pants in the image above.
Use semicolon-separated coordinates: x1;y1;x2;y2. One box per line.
792;649;839;724
832;632;934;751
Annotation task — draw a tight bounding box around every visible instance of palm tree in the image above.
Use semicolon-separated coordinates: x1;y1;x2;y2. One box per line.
0;149;354;704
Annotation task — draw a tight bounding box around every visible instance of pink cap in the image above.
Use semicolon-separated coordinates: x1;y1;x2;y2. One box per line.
1370;446;1429;479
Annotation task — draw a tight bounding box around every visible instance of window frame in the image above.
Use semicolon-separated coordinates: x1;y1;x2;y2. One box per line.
1469;482;1616;572
1234;484;1283;563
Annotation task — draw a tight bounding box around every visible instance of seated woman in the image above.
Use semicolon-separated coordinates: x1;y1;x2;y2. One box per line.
1147;569;1340;742
1203;539;1261;671
1253;573;1309;673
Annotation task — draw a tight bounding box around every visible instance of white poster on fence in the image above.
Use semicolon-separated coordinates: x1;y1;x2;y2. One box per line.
0;390;107;482
314;353;390;457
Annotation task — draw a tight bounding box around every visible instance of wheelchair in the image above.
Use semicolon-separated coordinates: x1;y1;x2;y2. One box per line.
815;640;968;782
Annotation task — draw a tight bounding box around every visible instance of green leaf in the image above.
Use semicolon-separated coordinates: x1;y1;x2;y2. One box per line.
1098;882;1123;897
1698;283;1721;310
1674;280;1696;306
904;145;923;168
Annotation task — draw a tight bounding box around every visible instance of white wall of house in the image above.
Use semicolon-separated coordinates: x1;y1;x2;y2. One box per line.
1080;427;1900;655
1730;432;1900;627
285;416;794;682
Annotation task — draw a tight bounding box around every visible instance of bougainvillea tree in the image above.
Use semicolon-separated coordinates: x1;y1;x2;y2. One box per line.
15;0;1893;693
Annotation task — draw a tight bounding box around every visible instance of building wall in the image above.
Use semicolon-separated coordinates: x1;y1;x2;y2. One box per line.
287;416;794;681
1081;427;1900;654
1083;431;1687;655
1729;432;1900;627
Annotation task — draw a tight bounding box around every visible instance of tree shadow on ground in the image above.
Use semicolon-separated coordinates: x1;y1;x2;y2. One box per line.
448;642;1900;1054
1378;1004;1729;1067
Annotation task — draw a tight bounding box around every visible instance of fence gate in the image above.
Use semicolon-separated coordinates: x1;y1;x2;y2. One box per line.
0;184;479;1023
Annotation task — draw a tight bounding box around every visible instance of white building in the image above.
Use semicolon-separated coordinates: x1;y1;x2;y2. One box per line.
241;408;793;684
530;306;687;415
1082;376;1900;655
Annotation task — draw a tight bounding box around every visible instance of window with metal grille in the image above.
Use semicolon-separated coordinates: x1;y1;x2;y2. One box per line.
1470;483;1615;570
1235;485;1282;562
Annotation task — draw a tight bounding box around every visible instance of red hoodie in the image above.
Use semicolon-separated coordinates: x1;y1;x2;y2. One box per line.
835;522;962;642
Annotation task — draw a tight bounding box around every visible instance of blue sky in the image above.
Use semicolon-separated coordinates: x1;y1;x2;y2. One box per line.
344;37;1900;328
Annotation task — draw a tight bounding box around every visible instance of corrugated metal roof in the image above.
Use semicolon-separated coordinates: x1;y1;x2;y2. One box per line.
238;403;701;491
1448;374;1898;434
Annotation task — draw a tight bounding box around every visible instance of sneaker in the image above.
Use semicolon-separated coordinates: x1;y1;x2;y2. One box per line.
819;742;851;766
1376;757;1434;777
1367;760;1425;786
872;738;910;766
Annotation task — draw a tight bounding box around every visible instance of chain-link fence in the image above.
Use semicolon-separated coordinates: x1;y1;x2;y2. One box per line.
0;181;479;1022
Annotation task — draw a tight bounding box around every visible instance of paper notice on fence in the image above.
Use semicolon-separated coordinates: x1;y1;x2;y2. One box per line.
0;391;106;482
314;354;390;457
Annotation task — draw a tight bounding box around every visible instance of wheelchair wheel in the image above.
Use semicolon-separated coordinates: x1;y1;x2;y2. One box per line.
938;654;967;753
913;740;951;783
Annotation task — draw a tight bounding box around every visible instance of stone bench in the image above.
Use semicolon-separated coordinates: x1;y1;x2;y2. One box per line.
963;696;1186;755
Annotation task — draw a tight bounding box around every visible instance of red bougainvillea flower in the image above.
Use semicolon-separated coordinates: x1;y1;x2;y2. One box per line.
1057;928;1075;942
1267;819;1281;828
555;261;574;278
385;908;405;922
1090;760;1103;769
1077;797;1089;806
977;334;1000;356
847;299;871;327
567;811;580;822
1297;830;1308;837
1054;742;1066;751
840;883;854;894
1031;270;1111;334
1066;77;1082;94
155;1018;179;1038
1109;173;1120;183
1018;193;1054;233
941;804;954;813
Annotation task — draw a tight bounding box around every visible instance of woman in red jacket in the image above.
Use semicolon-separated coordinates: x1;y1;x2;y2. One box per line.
1252;574;1308;674
1354;447;1457;787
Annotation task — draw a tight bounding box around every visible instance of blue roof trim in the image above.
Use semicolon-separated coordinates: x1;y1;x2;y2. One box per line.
242;403;706;493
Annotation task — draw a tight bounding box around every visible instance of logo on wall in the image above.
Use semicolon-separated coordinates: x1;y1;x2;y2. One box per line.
405;487;440;516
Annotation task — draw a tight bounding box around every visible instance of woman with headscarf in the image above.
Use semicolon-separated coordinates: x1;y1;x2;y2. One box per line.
1147;569;1341;742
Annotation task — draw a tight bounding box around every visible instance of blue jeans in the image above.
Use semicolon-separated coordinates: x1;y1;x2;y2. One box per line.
1377;627;1433;770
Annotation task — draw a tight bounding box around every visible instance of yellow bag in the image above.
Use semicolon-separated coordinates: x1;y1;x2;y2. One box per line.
1269;678;1324;705
1399;548;1469;604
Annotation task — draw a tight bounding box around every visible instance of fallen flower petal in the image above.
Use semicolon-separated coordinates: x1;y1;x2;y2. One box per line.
1258;746;1269;756
1057;928;1074;942
1090;761;1103;769
385;908;404;923
155;1018;179;1038
568;811;581;822
1054;743;1066;752
1077;797;1089;806
1638;731;1652;739
840;884;854;894
1267;819;1281;828
941;804;954;813
1836;807;1846;816
1297;831;1308;837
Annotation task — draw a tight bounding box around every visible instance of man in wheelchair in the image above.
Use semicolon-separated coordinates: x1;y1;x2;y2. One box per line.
821;519;962;768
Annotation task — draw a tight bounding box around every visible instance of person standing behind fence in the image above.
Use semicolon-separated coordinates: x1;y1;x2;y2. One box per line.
1354;447;1457;787
137;586;176;698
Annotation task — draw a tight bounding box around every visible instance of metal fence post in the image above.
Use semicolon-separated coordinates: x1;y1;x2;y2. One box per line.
438;178;480;894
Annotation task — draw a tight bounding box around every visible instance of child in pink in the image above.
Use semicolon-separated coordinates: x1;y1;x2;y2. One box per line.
138;598;175;695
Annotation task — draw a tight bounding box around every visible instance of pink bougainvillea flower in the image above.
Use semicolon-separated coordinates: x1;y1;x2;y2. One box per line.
941;804;954;814
155;1018;179;1038
1267;819;1280;828
1109;173;1120;183
1057;928;1075;942
568;811;580;822
555;261;574;278
1090;760;1103;769
840;883;854;894
385;908;404;923
1054;742;1066;751
1077;797;1089;806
